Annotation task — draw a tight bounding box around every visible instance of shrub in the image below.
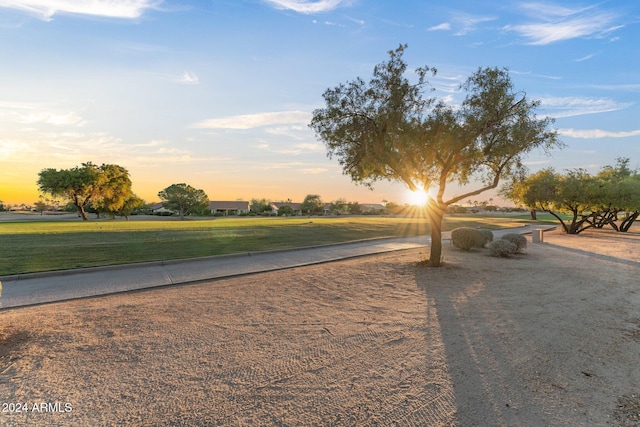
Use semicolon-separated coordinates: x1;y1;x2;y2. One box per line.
488;239;518;257
501;233;527;253
451;227;484;251
475;229;494;248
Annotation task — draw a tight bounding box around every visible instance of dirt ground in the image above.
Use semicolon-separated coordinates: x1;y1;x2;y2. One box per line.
1;227;639;426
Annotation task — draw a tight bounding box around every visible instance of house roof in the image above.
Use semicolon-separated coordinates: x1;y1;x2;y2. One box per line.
208;201;250;210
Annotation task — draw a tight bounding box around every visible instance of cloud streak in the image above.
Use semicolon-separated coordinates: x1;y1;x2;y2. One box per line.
540;96;630;118
262;0;347;14
0;102;86;127
192;111;312;130
558;128;640;139
0;0;161;21
504;2;622;45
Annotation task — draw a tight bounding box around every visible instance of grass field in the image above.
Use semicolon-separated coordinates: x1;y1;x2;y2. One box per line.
0;214;548;275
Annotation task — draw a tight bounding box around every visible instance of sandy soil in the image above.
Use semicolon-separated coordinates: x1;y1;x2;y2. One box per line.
1;228;639;426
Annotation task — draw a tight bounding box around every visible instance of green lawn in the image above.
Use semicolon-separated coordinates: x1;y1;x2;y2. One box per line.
0;215;535;275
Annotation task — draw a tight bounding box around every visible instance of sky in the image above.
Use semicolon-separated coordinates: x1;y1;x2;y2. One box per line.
1;0;639;207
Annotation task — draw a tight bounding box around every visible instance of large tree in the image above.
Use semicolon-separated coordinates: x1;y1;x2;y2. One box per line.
310;45;560;266
37;162;132;221
158;183;209;220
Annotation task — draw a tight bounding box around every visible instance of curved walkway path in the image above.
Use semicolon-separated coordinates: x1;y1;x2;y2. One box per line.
0;224;554;310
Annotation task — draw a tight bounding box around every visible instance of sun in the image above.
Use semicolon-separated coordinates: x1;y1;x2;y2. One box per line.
408;188;429;206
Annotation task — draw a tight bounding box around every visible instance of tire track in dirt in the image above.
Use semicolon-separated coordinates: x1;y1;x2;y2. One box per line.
207;317;456;425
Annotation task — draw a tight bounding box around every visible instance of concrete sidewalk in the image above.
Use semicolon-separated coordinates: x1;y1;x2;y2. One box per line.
0;224;554;310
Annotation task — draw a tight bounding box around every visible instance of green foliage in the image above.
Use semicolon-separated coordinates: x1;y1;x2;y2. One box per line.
503;158;640;234
451;227;484;251
502;168;595;234
158;183;209;220
591;158;640;232
301;194;324;215
310;44;560;266
500;233;527;252
250;198;272;213
488;239;518;257
348;201;363;215
277;205;295;216
116;194;145;219
329;198;348;215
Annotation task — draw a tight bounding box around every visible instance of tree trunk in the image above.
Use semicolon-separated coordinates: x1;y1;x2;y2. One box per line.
530;209;537;220
427;201;446;267
78;205;89;221
620;211;639;232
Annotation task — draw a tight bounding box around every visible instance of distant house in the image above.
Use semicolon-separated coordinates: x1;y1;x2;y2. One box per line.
208;201;250;216
149;202;175;216
271;202;303;216
360;203;387;214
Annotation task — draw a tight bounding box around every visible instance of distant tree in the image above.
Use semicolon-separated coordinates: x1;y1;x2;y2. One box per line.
590;158;640;232
384;201;401;214
33;199;48;215
158;183;209;220
329;198;348;215
112;194;145;220
504;168;596;234
277;205;295;216
310;44;560;266
348;201;362;215
301;194;324;215
37;162;133;221
250;198;272;214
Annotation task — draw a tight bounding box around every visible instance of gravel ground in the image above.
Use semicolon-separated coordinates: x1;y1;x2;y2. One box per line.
1;227;639;426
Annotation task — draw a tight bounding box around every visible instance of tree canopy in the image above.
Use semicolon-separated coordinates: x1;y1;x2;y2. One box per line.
158;183;209;220
310;45;560;265
37;162;132;221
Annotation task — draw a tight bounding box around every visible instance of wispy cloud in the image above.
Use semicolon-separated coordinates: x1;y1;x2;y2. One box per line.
504;2;622;45
540;96;629;118
0;0;161;21
262;0;348;14
192;111;312;130
448;12;497;36
588;83;640;91
299;167;328;174
0;102;86;127
575;53;597;62
511;70;562;80
558;128;640;138
177;71;199;85
428;22;451;31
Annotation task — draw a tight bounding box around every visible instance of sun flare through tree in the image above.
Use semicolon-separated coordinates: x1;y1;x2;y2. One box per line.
310;44;561;266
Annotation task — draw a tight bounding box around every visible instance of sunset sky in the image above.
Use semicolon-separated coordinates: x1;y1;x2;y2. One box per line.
1;0;638;206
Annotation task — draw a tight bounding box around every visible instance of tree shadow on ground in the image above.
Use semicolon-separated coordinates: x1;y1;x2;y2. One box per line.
411;245;613;426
